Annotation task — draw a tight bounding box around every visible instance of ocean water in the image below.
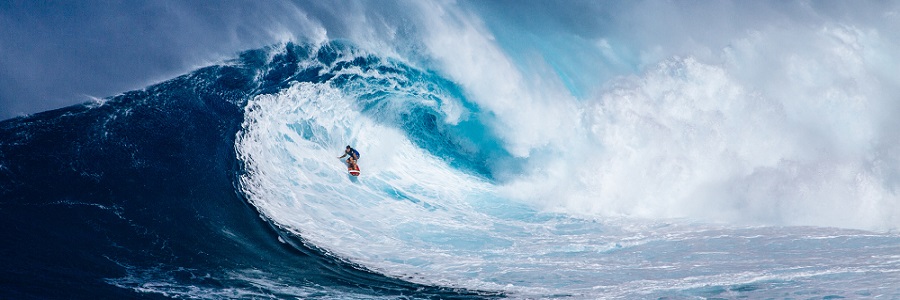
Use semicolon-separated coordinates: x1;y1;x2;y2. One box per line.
2;1;900;299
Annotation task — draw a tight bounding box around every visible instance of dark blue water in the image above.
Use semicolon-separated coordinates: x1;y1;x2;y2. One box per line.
0;42;499;299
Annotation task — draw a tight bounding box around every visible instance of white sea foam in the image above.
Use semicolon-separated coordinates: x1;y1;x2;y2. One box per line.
235;81;900;298
497;22;900;231
318;1;900;231
234;1;900;297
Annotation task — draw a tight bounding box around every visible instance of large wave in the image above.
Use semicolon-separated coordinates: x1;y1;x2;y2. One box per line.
237;6;900;234
234;1;900;231
4;1;900;298
234;37;900;297
233;3;900;296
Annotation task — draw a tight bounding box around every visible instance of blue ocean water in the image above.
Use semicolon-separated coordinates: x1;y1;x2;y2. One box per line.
3;2;900;299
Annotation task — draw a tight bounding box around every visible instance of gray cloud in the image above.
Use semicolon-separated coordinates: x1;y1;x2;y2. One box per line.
0;0;316;119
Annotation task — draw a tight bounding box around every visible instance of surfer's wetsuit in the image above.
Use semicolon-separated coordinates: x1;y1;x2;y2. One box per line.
341;147;360;171
346;148;359;161
341;147;360;164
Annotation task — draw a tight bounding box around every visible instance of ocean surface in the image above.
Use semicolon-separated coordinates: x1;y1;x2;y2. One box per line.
2;1;900;299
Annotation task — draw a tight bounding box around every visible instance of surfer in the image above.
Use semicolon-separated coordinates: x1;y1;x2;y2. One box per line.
339;145;360;170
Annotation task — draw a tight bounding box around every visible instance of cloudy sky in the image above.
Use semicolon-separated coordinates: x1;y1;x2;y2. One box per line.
0;1;312;119
1;0;897;120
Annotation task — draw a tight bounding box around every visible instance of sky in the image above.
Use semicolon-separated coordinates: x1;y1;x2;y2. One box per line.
0;0;431;119
1;0;897;120
0;0;311;119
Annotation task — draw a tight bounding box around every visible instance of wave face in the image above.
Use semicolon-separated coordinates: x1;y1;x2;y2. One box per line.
4;1;900;299
0;48;495;299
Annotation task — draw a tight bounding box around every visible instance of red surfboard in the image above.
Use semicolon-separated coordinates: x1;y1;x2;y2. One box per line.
348;164;361;176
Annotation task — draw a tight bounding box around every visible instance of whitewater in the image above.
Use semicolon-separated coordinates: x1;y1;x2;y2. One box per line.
232;36;900;297
3;1;900;299
232;1;900;298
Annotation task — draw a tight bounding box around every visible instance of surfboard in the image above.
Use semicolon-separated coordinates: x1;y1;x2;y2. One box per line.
348;164;361;176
